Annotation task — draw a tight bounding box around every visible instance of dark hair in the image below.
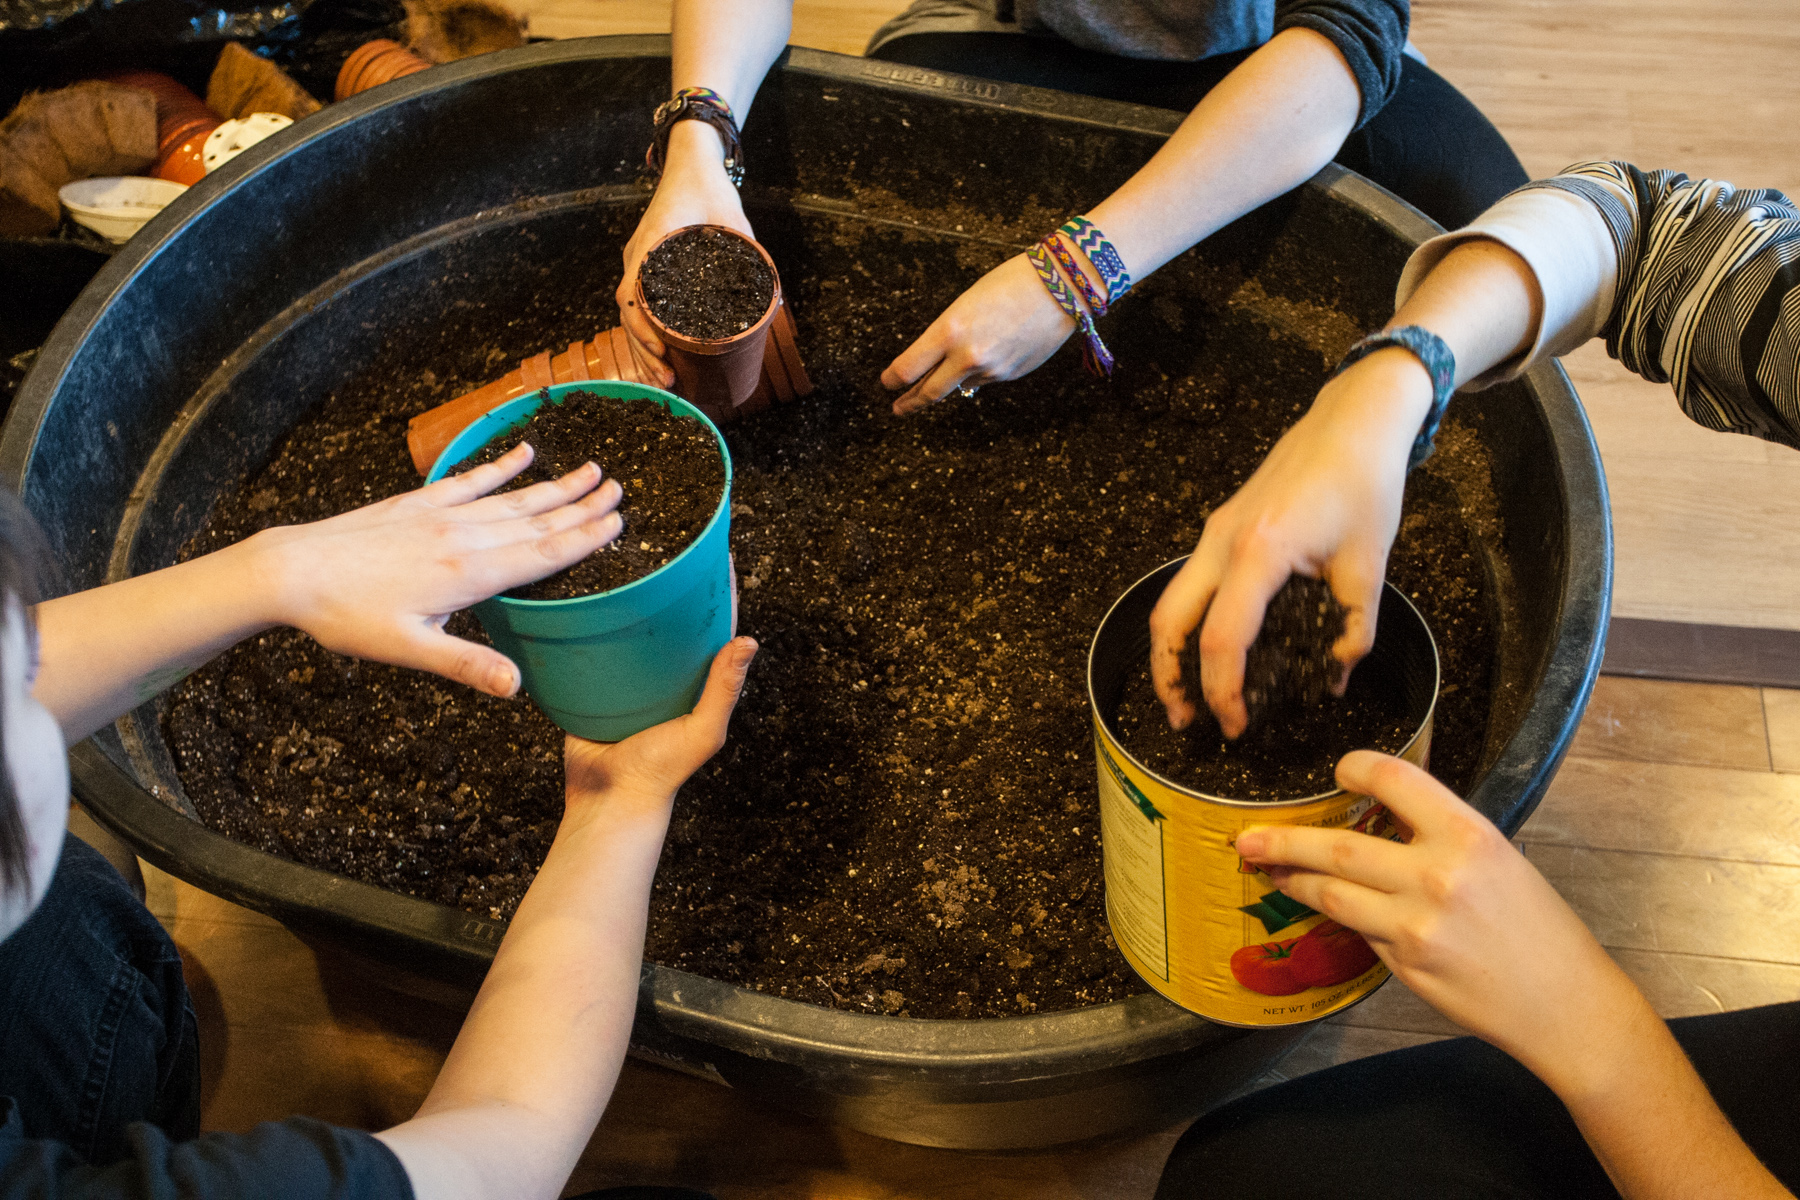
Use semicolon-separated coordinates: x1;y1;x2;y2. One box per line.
0;487;49;898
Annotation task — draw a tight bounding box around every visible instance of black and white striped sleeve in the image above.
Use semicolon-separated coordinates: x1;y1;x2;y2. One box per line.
1398;160;1800;450
1522;162;1800;449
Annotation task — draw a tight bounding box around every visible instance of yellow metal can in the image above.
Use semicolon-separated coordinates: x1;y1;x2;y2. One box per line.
1088;559;1439;1027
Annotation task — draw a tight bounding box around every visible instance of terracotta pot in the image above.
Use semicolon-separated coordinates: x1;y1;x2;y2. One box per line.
634;224;781;423
405;300;813;474
104;71;221;186
336;40;432;101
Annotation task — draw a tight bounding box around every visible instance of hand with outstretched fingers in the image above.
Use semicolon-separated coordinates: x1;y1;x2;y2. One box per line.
563;636;758;816
616;123;754;390
882;254;1079;415
1234;751;1641;1096
1149;348;1431;737
262;442;623;699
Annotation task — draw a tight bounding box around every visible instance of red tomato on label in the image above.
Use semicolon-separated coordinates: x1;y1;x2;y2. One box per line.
1290;919;1378;988
1229;937;1306;996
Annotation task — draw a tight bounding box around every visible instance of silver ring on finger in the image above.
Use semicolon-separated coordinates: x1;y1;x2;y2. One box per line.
956;382;980;399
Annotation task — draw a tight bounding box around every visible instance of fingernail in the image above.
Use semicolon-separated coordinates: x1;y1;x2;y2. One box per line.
494;663;519;696
733;637;759;667
1236;829;1267;857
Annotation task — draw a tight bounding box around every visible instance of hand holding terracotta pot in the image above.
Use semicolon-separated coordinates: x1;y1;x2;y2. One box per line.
617;119;754;387
633;224;782;420
403;227;811;474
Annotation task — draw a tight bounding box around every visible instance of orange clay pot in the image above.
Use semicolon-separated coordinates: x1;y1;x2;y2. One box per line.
633;224;781;422
105;71;221;186
404;301;812;475
335;40;432;101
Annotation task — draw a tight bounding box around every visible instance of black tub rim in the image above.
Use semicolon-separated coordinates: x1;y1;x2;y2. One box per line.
14;36;1609;1086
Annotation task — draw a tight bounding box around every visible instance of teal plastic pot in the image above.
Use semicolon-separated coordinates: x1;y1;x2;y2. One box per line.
427;381;733;741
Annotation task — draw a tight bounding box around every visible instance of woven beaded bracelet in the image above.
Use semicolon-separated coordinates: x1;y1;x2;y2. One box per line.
1059;216;1133;305
646;87;744;186
1026;241;1115;377
1332;325;1457;472
1043;232;1111;318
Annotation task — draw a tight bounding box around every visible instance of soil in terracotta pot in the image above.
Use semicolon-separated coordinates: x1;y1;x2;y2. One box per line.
639;227;774;339
458;389;724;601
162;200;1507;1019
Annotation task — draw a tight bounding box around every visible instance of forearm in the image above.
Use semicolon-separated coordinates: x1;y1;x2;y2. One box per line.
1085;27;1361;283
670;0;790;136
1545;989;1788;1199
34;535;283;743
1298;237;1540;450
631;0;790;274
380;798;670;1200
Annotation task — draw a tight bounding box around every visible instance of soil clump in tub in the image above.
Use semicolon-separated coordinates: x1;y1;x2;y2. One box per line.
458;389;723;600
1110;575;1413;800
162;201;1505;1020
639;227;773;339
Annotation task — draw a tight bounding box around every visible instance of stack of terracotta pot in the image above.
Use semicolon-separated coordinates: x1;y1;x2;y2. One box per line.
107;72;221;186
335;40;433;101
406;226;814;475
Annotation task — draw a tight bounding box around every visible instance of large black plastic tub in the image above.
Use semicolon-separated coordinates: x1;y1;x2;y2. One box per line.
4;38;1610;1149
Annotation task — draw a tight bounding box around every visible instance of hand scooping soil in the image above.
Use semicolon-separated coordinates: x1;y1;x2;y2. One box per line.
1112;577;1413;800
459;389;724;600
640;227;775;340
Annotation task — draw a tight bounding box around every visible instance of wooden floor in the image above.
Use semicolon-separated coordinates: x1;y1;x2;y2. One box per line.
82;3;1800;1197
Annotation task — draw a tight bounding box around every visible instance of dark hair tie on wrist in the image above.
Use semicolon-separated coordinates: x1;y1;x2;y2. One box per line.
1333;325;1457;472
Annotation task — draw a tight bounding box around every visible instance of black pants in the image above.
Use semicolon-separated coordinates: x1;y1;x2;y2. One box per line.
0;835;200;1164
1157;1002;1800;1198
868;34;1528;230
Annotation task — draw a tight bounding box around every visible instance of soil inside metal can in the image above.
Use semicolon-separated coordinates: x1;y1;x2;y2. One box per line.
160;199;1506;1019
1110;574;1415;801
1110;657;1414;802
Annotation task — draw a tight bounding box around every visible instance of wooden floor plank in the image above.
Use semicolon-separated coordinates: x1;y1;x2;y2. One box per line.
565;1059;1182;1200
1527;755;1800;865
1521;843;1800;963
1760;688;1800;773
1608;948;1800;1019
1567;677;1771;771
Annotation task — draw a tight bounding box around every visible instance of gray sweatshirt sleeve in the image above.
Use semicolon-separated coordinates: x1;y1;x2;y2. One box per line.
1273;0;1409;129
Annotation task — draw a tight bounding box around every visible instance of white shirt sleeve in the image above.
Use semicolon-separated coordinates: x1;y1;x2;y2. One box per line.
1394;187;1620;389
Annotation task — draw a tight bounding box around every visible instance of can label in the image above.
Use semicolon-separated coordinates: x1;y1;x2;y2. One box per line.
1095;719;1426;1027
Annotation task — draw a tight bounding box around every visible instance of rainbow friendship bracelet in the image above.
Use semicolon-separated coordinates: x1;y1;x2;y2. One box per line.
1059;216;1133;305
647;87;745;186
1043;232;1111;318
1027;239;1115;377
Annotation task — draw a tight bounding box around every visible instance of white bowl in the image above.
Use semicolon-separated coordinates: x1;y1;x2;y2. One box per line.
58;177;189;244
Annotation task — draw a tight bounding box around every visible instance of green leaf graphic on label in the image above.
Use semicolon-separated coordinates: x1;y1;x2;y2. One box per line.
1099;742;1164;822
1239;889;1316;935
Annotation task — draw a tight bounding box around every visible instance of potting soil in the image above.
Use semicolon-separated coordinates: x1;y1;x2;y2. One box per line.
163;201;1505;1019
1182;574;1349;728
1112;657;1413;802
458;389;723;600
639;227;774;340
1109;574;1409;800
